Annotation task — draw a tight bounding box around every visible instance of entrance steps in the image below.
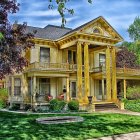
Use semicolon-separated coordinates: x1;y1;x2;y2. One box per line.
94;102;119;111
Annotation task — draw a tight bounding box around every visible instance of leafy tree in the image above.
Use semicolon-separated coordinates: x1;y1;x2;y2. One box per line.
0;0;34;79
116;47;138;68
119;17;140;65
128;16;140;41
48;0;92;27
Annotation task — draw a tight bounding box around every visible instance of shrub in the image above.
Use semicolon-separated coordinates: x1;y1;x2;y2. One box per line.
127;86;140;99
9;104;20;111
24;104;31;111
0;99;5;108
68;100;79;111
49;99;66;111
0;88;8;108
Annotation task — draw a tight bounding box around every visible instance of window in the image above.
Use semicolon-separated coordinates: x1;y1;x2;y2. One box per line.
14;78;21;96
68;50;76;64
40;47;50;62
39;78;50;95
93;28;101;34
99;53;106;66
71;82;76;98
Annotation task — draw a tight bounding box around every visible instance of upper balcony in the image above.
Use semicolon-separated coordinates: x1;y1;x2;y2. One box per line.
25;62;77;72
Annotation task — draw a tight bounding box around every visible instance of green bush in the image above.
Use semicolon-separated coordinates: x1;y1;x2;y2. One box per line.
127;86;140;99
0;88;8;108
49;99;66;111
0;99;5;108
68;100;79;111
123;99;140;112
9;104;20;111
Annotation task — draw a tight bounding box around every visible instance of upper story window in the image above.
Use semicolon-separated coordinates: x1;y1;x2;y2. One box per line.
99;53;106;66
14;78;21;96
68;50;76;64
40;47;50;62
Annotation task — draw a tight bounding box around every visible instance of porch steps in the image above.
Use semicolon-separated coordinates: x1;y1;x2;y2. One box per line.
95;103;118;111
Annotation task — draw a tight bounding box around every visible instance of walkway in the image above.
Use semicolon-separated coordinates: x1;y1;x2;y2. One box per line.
96;109;140;116
89;132;140;140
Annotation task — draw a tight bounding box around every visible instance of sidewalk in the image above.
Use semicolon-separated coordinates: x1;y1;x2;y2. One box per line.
96;109;140;116
89;132;140;140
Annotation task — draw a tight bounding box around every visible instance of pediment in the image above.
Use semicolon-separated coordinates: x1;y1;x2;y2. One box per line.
77;16;123;41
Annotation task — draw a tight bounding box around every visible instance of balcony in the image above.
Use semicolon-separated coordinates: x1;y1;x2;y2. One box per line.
117;67;140;78
26;62;78;72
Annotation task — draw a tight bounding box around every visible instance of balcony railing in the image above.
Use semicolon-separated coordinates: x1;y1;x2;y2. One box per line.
116;67;140;75
26;62;78;72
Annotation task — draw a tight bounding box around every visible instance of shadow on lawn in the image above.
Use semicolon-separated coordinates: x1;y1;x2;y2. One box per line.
0;111;140;140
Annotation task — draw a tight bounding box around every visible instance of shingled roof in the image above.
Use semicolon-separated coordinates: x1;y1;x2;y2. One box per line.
26;25;72;40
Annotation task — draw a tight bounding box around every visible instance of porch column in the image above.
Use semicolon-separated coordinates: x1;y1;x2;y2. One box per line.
102;79;105;100
77;42;83;103
66;77;70;101
106;46;111;101
84;42;90;103
32;76;36;103
123;79;126;99
111;47;117;101
22;74;28;103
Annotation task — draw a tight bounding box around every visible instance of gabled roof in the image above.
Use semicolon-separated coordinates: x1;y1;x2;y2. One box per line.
25;16;123;41
63;16;123;41
25;25;72;40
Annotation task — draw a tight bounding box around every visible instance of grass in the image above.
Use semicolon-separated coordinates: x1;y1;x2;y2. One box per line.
124;99;140;112
0;111;140;140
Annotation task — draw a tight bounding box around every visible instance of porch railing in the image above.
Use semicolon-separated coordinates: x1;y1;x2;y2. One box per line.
27;62;73;71
116;67;140;75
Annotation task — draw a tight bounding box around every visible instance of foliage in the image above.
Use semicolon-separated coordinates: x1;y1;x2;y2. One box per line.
0;99;5;108
123;99;140;112
1;111;140;139
9;103;20;111
119;17;140;65
24;104;31;111
49;99;66;111
128;16;140;41
116;47;138;68
0;88;8;108
126;86;140;100
0;0;34;79
48;0;92;27
119;41;140;64
68;100;79;111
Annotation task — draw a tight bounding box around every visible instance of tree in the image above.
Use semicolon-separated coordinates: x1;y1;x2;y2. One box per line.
128;16;140;41
116;47;138;68
0;0;34;79
119;17;140;65
48;0;92;27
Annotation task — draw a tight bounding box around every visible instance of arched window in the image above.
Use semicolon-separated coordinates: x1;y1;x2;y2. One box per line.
93;27;103;34
93;28;100;34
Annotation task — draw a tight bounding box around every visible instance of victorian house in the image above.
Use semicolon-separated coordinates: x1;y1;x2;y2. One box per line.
7;16;140;111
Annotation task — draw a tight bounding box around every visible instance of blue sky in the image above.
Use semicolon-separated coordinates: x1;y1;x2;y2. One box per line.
9;0;140;41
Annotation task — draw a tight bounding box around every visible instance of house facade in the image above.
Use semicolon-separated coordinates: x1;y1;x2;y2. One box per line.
7;16;140;110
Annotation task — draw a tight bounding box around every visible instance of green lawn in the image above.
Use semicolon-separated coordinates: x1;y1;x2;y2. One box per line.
0;111;140;140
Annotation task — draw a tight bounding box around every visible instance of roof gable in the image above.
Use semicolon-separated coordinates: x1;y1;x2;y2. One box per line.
65;16;123;41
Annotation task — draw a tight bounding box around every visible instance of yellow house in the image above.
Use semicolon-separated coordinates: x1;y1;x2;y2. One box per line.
7;16;140;111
